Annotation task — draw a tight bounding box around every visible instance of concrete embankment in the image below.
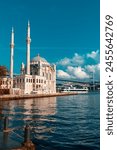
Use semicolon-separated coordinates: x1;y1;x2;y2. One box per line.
0;92;78;101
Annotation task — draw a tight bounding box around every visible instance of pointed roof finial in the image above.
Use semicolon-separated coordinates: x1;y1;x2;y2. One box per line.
12;27;14;33
28;20;30;26
11;26;14;45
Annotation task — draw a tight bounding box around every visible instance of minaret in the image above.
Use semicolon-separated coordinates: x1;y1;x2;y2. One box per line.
10;27;14;79
21;62;25;75
26;21;31;75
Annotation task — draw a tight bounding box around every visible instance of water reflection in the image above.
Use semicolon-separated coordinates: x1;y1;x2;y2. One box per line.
24;97;57;116
0;97;57;143
1;97;57;116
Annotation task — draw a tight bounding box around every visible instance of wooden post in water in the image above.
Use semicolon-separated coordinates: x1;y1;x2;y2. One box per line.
3;117;9;132
22;124;35;150
24;124;30;143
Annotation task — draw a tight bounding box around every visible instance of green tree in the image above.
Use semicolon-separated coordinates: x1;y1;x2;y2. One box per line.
0;66;8;77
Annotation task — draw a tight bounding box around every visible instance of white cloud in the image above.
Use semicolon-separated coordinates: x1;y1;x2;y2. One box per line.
85;64;100;80
56;50;100;80
57;70;71;79
57;57;70;66
72;53;84;65
85;64;100;73
67;66;89;79
57;53;84;66
87;50;99;60
56;65;100;80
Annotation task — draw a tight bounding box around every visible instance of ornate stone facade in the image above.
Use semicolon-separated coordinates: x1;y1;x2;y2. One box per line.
14;55;56;94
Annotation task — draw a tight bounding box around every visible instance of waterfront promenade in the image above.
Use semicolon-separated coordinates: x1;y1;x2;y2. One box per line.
0;92;78;101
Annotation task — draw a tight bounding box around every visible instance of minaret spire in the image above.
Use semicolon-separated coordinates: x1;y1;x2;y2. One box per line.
26;21;31;75
10;27;14;79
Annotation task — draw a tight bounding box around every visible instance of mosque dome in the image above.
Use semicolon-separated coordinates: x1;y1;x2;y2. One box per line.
31;54;47;63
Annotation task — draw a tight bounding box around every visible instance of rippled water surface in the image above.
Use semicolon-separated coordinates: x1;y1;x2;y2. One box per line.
0;93;100;150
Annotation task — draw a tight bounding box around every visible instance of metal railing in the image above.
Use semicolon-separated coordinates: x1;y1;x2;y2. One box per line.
1;116;35;150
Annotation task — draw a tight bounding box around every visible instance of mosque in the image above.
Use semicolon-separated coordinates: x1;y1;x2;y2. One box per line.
0;22;56;94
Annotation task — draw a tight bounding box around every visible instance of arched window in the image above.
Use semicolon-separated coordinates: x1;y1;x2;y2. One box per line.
46;73;48;79
50;73;51;80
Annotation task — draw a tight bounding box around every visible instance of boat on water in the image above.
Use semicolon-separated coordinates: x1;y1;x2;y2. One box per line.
61;85;88;94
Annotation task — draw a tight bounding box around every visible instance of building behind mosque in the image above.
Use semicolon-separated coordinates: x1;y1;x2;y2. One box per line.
0;22;56;95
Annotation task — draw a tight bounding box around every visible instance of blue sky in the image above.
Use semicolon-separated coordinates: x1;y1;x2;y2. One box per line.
0;0;100;81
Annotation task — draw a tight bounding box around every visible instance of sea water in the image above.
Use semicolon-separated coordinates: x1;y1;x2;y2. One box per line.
0;92;100;150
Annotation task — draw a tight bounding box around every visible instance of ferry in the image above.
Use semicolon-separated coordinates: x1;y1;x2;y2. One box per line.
61;85;88;94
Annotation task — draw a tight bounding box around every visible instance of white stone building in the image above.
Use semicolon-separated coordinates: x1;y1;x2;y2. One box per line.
0;77;12;89
0;21;56;95
14;55;56;94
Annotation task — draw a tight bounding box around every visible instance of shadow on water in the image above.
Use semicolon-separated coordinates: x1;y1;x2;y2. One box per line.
0;93;100;150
